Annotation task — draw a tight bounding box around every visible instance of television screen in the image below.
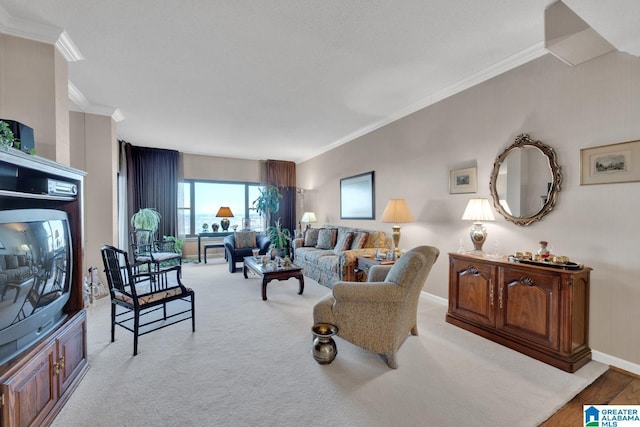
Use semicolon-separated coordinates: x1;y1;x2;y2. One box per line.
0;209;72;365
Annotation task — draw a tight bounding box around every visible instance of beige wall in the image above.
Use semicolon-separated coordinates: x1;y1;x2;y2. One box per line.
297;51;640;368
0;34;66;162
181;152;261;182
69;112;118;278
54;50;70;165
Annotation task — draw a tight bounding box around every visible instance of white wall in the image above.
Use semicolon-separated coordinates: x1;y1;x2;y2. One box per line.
297;51;640;367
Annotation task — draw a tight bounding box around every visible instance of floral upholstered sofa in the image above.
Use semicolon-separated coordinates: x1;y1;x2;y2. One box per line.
0;254;32;290
291;226;390;288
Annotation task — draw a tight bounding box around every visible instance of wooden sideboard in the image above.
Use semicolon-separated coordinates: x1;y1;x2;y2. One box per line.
447;252;591;372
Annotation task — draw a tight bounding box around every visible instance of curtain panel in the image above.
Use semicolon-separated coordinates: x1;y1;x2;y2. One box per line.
265;159;296;234
123;142;179;240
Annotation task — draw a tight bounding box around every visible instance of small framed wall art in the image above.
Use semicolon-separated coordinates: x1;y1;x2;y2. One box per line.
449;167;477;194
581;139;640;185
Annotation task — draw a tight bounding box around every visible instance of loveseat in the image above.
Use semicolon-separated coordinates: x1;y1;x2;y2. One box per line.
223;231;271;273
0;254;32;289
291;226;390;288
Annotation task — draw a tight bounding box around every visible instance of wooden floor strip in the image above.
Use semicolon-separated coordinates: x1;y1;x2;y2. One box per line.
539;368;640;427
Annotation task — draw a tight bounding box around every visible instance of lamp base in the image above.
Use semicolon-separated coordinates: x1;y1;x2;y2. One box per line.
220;218;230;231
391;224;401;260
469;222;487;252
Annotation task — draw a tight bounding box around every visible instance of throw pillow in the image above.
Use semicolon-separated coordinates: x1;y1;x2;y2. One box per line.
333;232;354;254
17;255;27;267
5;255;19;269
303;228;320;247
350;231;369;250
367;231;387;248
316;228;336;250
234;231;257;249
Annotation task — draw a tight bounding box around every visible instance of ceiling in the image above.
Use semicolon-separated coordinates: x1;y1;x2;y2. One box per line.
1;1;639;163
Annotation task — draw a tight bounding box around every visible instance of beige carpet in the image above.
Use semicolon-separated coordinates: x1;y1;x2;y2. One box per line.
52;258;607;427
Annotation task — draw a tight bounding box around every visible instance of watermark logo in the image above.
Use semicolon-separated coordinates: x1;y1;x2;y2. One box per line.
584;405;640;427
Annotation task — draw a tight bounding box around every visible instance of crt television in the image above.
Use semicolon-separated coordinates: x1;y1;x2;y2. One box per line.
0;209;72;365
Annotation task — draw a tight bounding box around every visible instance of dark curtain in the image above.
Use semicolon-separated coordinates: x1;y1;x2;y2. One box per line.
265;159;296;234
123;141;179;240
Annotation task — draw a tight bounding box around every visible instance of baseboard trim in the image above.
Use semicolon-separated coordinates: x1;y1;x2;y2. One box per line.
592;350;640;376
424;291;640;376
421;291;447;306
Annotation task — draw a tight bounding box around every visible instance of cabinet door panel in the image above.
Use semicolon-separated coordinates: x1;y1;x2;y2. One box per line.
449;259;496;327
498;267;560;351
57;312;87;397
4;340;57;427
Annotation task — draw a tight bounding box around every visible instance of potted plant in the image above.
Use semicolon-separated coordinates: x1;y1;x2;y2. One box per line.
266;218;291;258
252;185;283;228
0;121;15;149
163;235;184;255
130;208;161;233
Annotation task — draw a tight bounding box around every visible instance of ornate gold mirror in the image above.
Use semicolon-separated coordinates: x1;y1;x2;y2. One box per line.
489;134;562;226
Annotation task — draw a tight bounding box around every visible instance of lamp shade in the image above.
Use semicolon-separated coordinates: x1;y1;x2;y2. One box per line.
461;198;495;221
301;212;317;223
215;206;234;218
381;199;414;223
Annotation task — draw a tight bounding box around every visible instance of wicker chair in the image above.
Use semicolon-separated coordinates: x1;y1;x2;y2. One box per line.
101;245;195;355
313;245;439;368
130;229;182;272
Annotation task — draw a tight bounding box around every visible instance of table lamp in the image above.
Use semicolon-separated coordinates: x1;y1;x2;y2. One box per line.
216;206;234;231
381;199;414;259
300;211;317;230
461;198;495;252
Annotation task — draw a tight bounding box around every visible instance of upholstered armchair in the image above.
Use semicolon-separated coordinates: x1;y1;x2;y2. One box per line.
313;245;439;368
223;231;271;273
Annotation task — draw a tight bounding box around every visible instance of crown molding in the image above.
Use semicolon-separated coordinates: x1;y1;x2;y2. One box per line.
431;42;548;103
0;5;83;62
298;42;549;163
68;80;90;111
55;30;84;62
68;81;125;123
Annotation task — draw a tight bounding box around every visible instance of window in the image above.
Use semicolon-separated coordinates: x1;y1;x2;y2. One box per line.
178;180;263;237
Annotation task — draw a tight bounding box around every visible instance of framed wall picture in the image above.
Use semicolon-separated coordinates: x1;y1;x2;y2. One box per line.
449;167;477;194
581;140;640;185
340;171;375;219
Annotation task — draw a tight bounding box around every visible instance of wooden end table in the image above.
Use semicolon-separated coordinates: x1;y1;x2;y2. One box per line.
355;256;395;282
243;256;304;301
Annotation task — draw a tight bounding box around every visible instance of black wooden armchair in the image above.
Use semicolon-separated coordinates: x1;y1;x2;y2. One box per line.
130;229;182;272
101;245;195;355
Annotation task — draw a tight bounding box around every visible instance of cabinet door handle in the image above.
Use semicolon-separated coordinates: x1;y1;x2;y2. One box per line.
499;286;503;309
59;356;65;371
489;282;494;306
54;362;60;376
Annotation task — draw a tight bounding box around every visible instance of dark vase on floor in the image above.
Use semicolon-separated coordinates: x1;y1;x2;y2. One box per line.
312;324;338;364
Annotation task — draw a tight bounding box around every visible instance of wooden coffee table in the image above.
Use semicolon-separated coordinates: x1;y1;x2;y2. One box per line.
243;256;304;301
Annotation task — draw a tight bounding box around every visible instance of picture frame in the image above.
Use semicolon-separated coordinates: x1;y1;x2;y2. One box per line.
340;171;375;219
581;140;640;185
449;166;477;194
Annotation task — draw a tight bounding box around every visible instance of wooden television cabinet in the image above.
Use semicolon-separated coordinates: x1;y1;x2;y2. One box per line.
0;149;87;426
